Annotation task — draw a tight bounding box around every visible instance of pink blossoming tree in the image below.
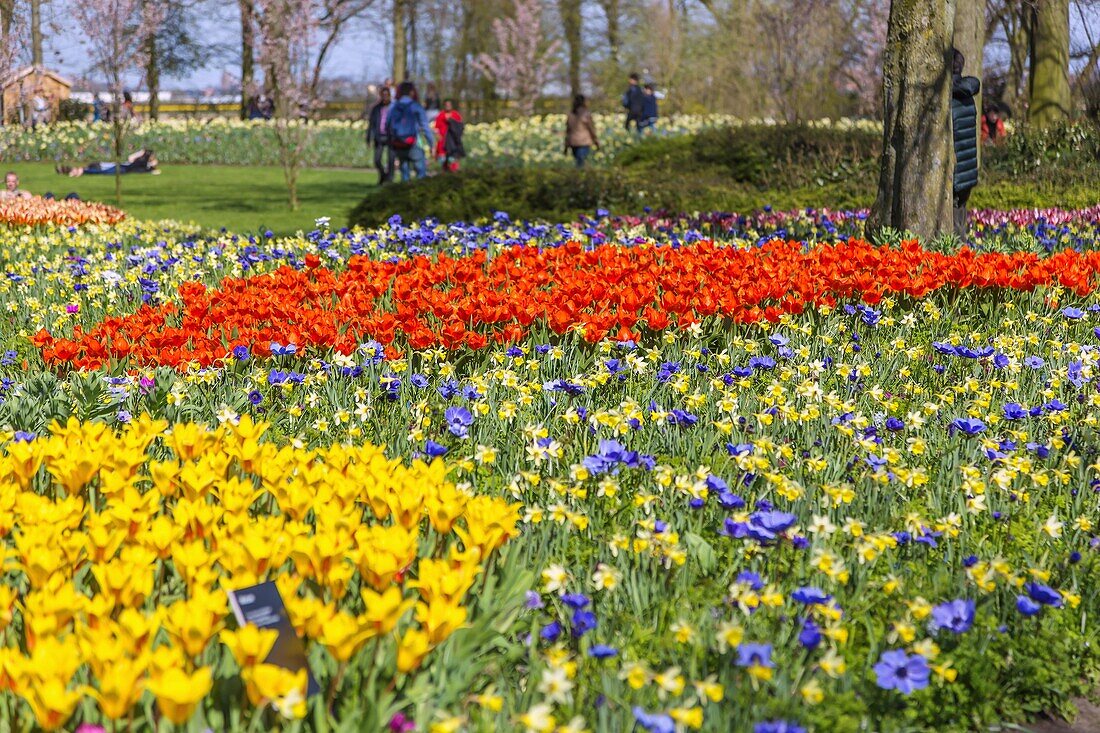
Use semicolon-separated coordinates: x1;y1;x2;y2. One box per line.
474;0;561;117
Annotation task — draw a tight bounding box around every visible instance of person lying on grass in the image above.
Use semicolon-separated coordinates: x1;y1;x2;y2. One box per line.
56;149;160;177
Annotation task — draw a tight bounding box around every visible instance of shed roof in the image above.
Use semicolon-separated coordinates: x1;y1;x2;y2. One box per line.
0;66;74;90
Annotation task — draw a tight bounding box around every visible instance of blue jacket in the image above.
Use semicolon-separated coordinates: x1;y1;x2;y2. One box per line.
641;94;658;120
386;97;435;147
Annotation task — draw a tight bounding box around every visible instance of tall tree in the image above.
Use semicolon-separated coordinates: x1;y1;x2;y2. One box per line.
954;0;984;83
0;0;15;43
872;0;956;240
0;0;20;105
143;1;207;121
1029;0;1071;125
598;0;619;67
30;0;43;66
394;0;409;81
559;0;582;97
71;0;162;204
989;0;1032;117
240;0;255;119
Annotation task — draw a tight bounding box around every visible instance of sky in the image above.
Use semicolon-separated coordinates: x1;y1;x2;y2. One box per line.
38;1;391;90
30;1;1100;92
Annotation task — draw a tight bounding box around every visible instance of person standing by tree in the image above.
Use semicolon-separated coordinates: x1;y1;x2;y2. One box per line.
951;48;981;238
366;85;395;184
564;94;599;168
981;106;1006;143
638;83;658;134
386;81;434;181
621;72;644;132
433;99;464;172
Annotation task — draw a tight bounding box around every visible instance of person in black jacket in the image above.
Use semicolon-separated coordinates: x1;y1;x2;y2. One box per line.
366;86;395;185
951;49;981;238
622;73;646;132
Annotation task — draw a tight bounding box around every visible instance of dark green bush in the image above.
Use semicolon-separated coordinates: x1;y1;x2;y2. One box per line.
349;122;1100;227
349;168;644;225
57;98;91;122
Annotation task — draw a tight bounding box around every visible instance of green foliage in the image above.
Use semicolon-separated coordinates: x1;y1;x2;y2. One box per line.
350;122;1100;227
57;99;92;122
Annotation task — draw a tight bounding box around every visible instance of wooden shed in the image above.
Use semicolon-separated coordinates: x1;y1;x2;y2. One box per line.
1;67;72;125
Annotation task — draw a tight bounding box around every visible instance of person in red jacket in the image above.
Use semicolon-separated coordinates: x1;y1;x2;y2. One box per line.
433;99;464;172
981;106;1006;143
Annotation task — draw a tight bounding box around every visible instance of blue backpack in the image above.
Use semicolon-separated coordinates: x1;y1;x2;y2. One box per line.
388;101;419;149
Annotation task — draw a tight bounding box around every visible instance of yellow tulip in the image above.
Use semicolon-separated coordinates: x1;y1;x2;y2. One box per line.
318;611;374;662
87;656;147;719
396;627;433;673
415;599;468;645
5;440;44;489
147;666;212;725
20;676;83;731
241;663;307;713
220;624;279;668
162;598;222;658
360;586;414;636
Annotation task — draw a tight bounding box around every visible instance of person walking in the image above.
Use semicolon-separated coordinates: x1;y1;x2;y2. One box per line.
367;86;395;184
621;73;645;132
424;83;441;122
638;84;658;134
121;91;140;124
386;81;435;181
433;99;464;172
950;48;981;239
31;88;50;128
564;94;600;168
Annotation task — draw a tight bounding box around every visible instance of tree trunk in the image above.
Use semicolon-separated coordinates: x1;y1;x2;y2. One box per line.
560;0;582;97
0;0;14;40
1029;0;1070;126
394;0;409;82
871;0;956;241
1003;5;1031;118
113;108;123;205
600;0;620;67
144;10;160;122
239;0;255;120
954;0;983;162
30;0;42;66
953;0;983;87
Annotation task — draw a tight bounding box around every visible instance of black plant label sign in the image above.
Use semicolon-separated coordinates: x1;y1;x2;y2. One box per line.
227;581;321;696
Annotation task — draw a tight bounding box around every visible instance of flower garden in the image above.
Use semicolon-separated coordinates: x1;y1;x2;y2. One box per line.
0;115;821;168
1;197;1100;732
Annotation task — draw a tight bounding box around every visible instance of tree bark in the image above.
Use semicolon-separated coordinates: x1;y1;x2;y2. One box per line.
871;0;956;241
393;0;408;82
239;0;255;120
953;0;983;163
599;0;619;67
1029;0;1070;126
144;0;160;122
0;0;14;41
559;0;582;97
1003;5;1031;118
30;0;42;66
953;0;983;86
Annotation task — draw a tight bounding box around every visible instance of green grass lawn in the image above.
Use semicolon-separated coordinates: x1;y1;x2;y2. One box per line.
11;163;378;234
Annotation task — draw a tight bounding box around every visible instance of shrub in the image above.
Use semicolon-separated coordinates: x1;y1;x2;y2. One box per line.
349;122;1100;226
